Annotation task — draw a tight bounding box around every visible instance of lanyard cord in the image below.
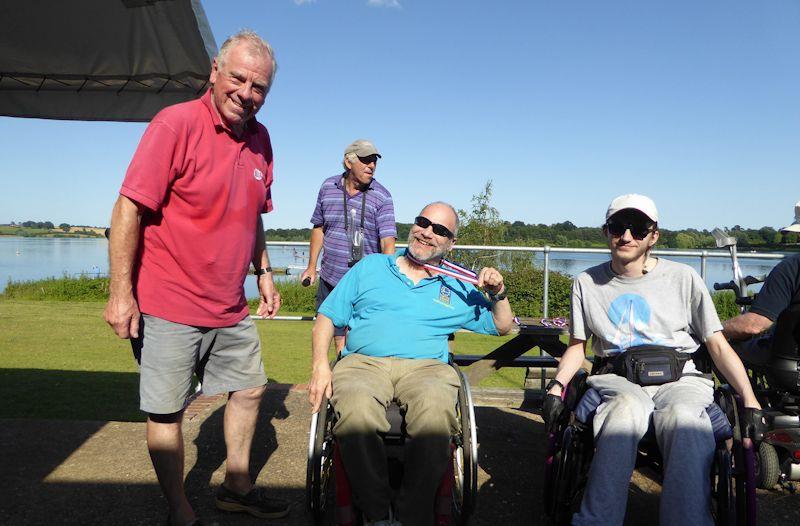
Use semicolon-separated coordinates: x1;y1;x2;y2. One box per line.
342;175;367;233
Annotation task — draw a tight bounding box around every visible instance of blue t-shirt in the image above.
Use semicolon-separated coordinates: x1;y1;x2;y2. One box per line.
318;251;499;362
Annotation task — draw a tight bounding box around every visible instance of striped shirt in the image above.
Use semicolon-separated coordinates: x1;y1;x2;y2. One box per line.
311;174;397;286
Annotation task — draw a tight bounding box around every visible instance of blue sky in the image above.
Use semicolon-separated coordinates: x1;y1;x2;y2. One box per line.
1;0;799;231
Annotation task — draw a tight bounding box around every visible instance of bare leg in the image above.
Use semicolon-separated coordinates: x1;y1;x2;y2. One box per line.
147;411;196;526
223;384;266;493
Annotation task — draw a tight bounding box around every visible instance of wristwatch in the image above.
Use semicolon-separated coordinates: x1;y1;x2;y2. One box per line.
488;285;508;302
545;379;564;393
254;267;273;277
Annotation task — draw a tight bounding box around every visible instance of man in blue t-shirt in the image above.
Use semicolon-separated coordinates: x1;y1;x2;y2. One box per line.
307;202;514;526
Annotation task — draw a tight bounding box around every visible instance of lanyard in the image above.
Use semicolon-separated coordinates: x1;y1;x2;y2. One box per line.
342;175;367;234
405;252;479;285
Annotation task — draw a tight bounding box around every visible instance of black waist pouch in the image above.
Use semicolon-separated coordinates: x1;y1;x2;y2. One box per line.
607;346;690;386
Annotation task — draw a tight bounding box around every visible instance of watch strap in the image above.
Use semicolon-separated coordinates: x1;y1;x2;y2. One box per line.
546;379;564;392
254;267;273;276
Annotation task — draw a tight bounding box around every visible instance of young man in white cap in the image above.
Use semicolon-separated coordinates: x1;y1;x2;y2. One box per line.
542;194;761;526
301;139;397;352
723;201;800;349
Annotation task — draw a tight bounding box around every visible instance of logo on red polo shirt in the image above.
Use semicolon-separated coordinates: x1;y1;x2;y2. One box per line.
253;168;264;181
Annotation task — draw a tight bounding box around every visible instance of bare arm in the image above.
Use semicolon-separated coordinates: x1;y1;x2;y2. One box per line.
705;331;760;409
547;338;588;396
103;195;143;339
722;312;773;341
254;215;281;318
380;236;396;254
308;313;335;412
301;226;324;286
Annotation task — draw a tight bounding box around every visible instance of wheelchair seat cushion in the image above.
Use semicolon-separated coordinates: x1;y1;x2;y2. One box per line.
574;387;733;442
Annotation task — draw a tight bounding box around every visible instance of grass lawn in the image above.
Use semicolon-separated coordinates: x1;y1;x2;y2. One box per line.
0;299;533;422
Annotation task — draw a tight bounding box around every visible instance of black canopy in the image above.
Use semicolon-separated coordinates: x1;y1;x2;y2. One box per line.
0;0;217;122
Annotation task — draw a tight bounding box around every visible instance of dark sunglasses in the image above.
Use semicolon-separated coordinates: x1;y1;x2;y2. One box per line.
357;154;379;165
605;221;654;240
414;216;454;239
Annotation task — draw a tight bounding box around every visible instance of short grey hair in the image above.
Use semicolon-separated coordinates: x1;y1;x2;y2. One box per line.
217;30;278;93
421;201;460;237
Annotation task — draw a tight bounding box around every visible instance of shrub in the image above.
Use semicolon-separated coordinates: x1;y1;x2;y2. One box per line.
712;290;742;321
2;275;109;301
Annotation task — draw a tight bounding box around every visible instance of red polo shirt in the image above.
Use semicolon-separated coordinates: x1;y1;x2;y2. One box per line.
120;90;274;327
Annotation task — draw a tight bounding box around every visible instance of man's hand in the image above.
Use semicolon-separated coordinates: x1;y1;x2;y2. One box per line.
104;292;141;339
477;266;505;296
308;362;333;413
542;393;566;434
257;274;282;318
300;266;317;287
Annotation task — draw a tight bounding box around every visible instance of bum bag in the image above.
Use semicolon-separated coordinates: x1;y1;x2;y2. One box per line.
600;345;690;386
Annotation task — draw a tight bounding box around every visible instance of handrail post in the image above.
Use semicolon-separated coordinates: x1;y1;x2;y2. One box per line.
543;245;550;318
700;250;708;282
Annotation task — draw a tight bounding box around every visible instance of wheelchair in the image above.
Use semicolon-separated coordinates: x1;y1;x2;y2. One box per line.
712;226;800;488
727;304;800;489
306;358;478;526
543;363;758;526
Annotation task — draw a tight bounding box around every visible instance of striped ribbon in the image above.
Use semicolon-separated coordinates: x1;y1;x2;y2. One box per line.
405;253;479;285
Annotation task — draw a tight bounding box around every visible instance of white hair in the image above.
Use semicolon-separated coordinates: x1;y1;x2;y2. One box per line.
217;30;278;92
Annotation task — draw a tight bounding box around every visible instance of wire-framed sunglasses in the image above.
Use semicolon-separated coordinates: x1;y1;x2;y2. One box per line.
414;216;455;239
605;221;654;240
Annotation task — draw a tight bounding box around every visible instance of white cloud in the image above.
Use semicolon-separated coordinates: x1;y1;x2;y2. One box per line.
367;0;402;8
293;0;317;5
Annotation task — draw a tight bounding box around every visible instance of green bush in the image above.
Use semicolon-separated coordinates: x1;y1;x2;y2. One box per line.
2;275;110;301
712;290;742;321
504;262;572;318
249;279;317;313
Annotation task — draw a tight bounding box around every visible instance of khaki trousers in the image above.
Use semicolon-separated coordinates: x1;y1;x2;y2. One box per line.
330;353;461;526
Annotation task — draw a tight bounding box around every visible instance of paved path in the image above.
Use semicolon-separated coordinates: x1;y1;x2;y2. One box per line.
1;386;797;525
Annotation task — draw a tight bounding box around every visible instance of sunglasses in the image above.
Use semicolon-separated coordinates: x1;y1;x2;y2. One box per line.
414;216;455;239
605;221;654;240
357;154;379;165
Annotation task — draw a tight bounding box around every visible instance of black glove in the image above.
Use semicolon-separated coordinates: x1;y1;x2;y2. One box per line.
742;407;768;444
542;393;566;434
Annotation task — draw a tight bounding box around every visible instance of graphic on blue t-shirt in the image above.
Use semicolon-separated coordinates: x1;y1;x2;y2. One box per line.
607;293;654;350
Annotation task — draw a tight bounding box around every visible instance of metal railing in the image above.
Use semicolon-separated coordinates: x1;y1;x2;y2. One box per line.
266;241;786;318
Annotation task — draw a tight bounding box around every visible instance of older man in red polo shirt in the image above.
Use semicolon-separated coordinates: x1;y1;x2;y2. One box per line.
104;30;288;525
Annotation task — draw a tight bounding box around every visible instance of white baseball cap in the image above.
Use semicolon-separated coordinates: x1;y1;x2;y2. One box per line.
781;201;800;233
605;194;659;223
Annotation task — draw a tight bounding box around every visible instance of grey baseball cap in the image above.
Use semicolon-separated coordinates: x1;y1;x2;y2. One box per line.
344;139;381;158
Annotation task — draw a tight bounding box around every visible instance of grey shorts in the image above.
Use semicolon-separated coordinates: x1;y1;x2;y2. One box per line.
131;314;267;415
316;278;346;337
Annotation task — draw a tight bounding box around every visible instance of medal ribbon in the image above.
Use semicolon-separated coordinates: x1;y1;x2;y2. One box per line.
406;253;479;285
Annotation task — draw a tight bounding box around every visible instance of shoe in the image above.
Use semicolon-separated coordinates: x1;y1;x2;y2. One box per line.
215;485;291;519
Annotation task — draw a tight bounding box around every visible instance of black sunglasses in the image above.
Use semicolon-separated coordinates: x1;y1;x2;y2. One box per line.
605;221;654;240
357;154;379;165
414;216;454;239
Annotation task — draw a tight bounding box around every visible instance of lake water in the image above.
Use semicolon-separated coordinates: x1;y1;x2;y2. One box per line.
0;237;782;298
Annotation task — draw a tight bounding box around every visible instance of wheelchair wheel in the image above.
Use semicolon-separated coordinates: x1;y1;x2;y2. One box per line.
451;368;478;525
712;447;737;526
755;442;780;489
544;424;589;526
307;398;335;525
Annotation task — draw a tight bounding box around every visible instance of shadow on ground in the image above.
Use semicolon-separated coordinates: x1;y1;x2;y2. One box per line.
1;388;798;525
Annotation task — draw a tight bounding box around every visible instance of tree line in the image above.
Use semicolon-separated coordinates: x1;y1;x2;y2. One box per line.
266;180;799;250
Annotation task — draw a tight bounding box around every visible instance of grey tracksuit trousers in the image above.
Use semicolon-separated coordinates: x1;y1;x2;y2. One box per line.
571;374;716;526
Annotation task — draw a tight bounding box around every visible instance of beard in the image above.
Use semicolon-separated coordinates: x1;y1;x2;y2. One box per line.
406;231;448;263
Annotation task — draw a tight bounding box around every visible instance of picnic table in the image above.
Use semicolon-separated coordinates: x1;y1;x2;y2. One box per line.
453;317;569;388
